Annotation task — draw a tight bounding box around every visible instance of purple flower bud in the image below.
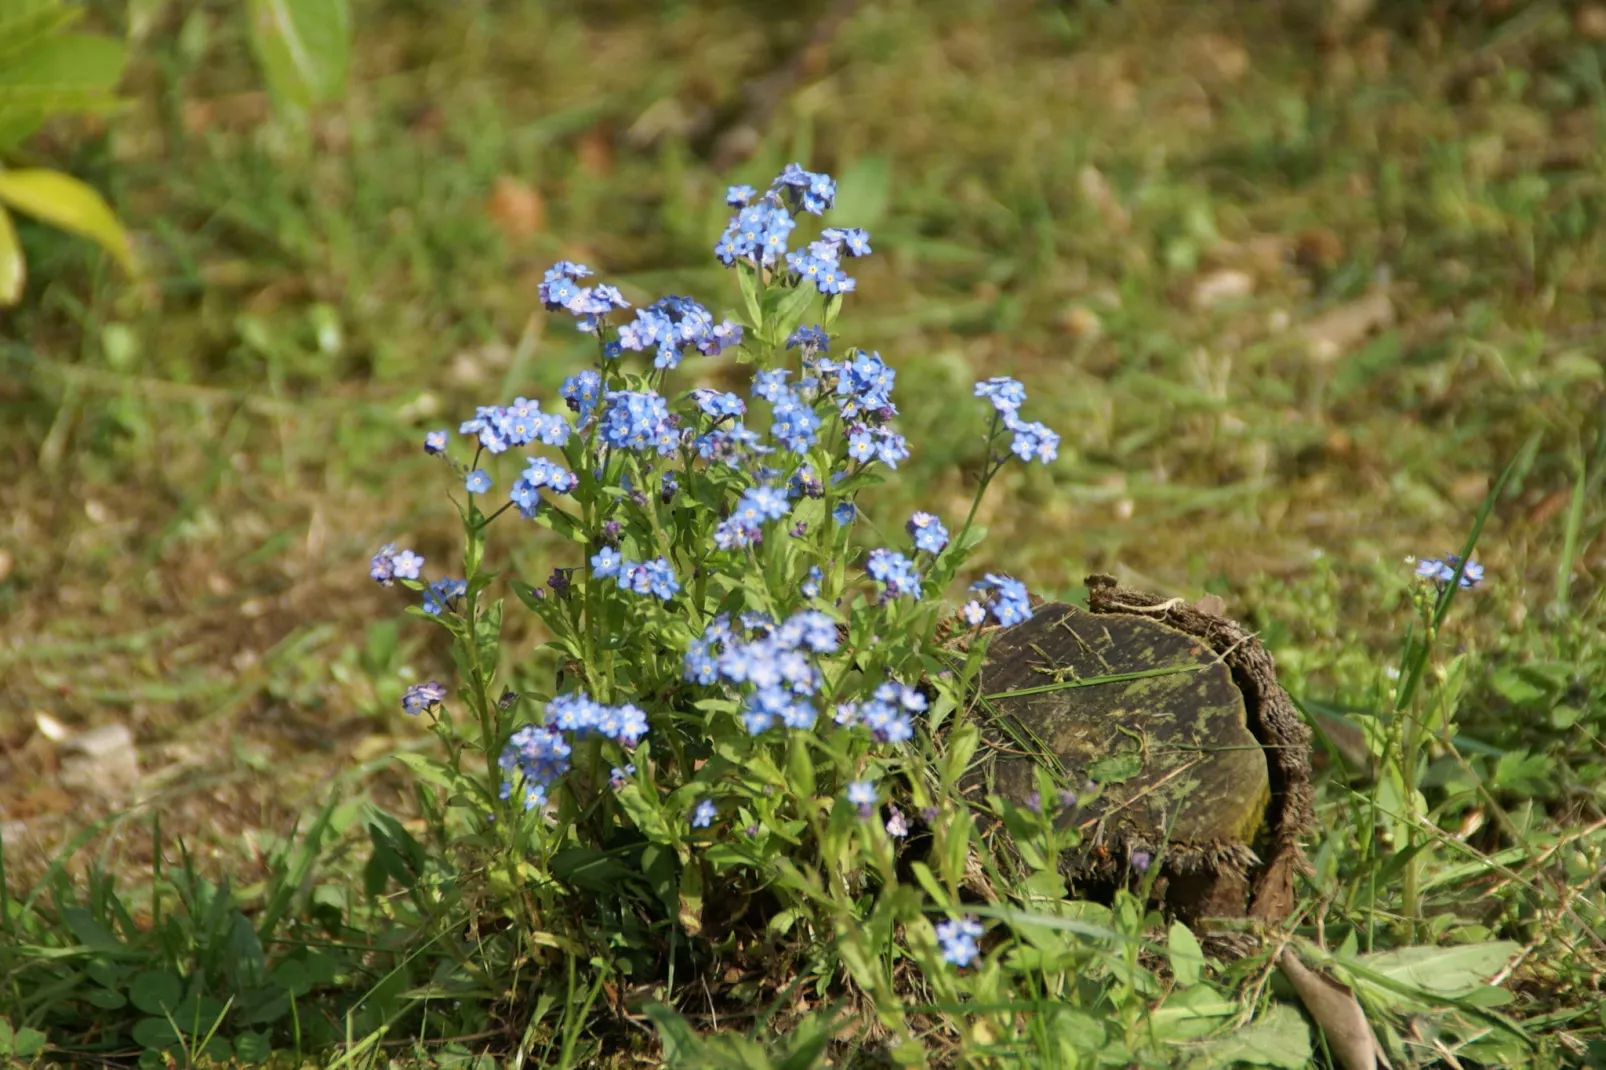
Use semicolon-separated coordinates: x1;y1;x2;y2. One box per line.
1130;849;1152;874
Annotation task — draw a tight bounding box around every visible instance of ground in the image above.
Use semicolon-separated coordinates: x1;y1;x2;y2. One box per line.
2;0;1604;1064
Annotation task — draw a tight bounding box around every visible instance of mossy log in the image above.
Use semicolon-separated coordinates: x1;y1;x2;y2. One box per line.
965;575;1314;925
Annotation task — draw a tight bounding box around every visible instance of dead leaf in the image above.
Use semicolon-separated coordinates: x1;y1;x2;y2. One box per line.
1193;594;1227;617
576;128;614;176
1299;291;1394;364
1192;269;1255;309
487;176;545;240
1577;4;1606;40
1278;946;1386;1070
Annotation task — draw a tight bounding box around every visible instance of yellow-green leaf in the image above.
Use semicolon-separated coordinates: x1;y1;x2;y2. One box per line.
0;203;22;304
0;168;133;273
247;0;351;111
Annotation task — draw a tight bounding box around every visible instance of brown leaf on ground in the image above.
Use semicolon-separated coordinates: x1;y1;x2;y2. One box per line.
1299;291;1394;365
487;176;546;240
1278;947;1387;1070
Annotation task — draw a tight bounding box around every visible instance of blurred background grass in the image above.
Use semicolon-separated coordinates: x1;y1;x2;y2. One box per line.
2;0;1603;887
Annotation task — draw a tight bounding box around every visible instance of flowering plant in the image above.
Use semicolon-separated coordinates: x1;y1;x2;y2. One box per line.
370;164;1092;1048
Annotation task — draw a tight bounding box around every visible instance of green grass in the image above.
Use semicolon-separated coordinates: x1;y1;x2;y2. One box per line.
2;0;1605;1066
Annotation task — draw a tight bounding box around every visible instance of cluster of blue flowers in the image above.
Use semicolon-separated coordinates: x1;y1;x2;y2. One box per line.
590;549;681;601
618;294;743;369
906;512;950;554
833;680;924;744
511;456;580;518
498;724;572;812
974;376;1060;464
683;610;840;734
498;691;651;811
545;692;651;748
375;162;1072;904
1415;553;1484;590
458;396;570;456
714;482;791;550
964;574;1033;627
422;577;466;616
935;916;984;968
866;547;921;601
400;679;447;716
369;543;423;585
598;389;678;455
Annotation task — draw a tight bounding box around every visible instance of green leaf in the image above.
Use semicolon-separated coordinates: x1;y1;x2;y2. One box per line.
616;783;676;845
768;281;817;345
1183;1003;1313;1068
941;720;980;791
390;751;456;791
1086;751;1142;784
0;168;134;272
61;906;125;954
0;31;126;149
247;0;351;111
234;1030;272;1063
0;4;79;69
131;1016;181;1051
128;969;183;1016
737;261;762;328
0;203;21;304
1168;920;1204;987
1351;941;1519;1002
678;861;704;936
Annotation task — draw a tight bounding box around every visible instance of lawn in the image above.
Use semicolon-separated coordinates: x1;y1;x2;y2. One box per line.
2;0;1604;1066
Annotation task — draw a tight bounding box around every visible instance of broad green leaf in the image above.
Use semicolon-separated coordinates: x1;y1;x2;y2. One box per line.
1351;941;1519;1001
616;783;675;845
0;203;20;304
1168;920;1204;987
0;32;126;149
247;0;351;111
130;1016;180;1051
128;970;182;1016
1183;1003;1313;1068
0;168;134;272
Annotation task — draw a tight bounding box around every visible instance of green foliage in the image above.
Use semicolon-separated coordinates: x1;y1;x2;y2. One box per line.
0;0;132;304
246;0;351;114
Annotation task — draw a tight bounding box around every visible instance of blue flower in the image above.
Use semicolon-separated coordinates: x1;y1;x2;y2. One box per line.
769;392;822;454
598;390;677;454
832;502;857;525
1005;415;1059;464
906;513;949;554
609;763;636;788
847;779;878;817
971;574;1032;626
692;799;717;829
726;184;757;207
693;389;746;420
424;429;448;454
391;549;424;581
561;370;604;424
370;543;399;585
421;577;466;615
960;600;987;627
770;163;836;215
1416;554;1484;590
801;565;823;599
465;469;491;494
974;377;1027;414
935;917;983;968
786;325;830;354
400;680;447;716
822;227;872;259
538;261;594;310
591;547;622;578
866;548;921;600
